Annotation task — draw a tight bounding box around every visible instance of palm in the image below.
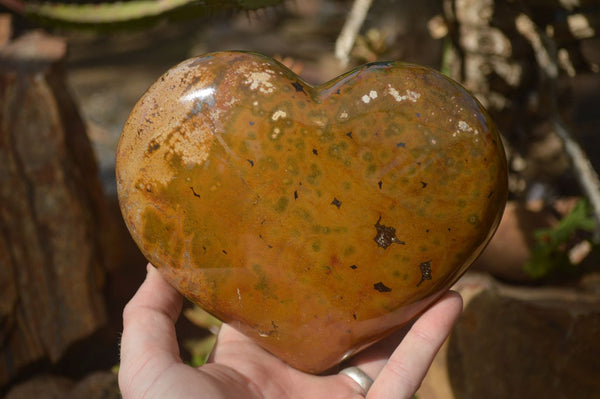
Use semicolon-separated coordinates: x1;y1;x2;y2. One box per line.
119;264;462;399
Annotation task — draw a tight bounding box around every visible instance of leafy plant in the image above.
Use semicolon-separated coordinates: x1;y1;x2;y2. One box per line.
1;0;286;31
524;199;596;279
184;335;218;367
183;305;222;366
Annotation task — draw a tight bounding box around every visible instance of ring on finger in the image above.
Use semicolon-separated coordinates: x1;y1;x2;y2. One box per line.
339;366;374;394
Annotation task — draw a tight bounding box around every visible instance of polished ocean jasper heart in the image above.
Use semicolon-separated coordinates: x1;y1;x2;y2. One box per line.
116;51;507;373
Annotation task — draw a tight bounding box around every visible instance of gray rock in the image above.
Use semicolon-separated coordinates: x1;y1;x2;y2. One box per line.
447;273;600;399
69;371;120;399
5;371;119;399
5;375;72;399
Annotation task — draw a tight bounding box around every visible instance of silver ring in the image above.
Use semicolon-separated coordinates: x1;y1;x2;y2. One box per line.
339;366;373;394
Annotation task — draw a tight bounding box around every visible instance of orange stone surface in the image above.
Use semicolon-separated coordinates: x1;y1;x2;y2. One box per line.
116;51;507;373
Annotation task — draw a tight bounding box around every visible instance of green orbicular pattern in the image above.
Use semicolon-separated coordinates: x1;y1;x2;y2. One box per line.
116;51;508;373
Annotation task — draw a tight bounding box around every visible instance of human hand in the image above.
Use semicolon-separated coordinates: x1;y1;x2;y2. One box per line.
118;264;462;399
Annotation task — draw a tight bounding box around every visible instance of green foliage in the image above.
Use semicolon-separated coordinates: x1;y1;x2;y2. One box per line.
185;335;218;367
524;199;596;279
22;0;286;31
440;37;453;77
184;304;223;332
183;305;221;366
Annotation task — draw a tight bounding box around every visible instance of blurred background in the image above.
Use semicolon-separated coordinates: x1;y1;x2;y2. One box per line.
1;0;599;397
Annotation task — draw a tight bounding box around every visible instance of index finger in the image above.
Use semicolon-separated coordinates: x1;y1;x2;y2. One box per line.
367;291;463;399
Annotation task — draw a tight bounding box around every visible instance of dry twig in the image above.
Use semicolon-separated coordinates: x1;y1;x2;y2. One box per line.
334;0;373;66
516;13;600;241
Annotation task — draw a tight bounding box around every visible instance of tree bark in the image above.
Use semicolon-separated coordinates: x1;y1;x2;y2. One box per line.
442;0;600;199
0;30;118;388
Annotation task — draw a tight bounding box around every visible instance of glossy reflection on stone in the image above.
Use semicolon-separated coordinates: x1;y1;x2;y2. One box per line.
116;51;508;373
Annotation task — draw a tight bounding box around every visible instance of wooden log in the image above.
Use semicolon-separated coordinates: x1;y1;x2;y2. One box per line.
0;31;118;388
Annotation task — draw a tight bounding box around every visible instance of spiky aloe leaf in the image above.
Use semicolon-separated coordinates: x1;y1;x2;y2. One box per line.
22;0;285;31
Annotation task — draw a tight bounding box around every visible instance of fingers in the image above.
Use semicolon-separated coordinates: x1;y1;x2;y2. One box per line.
118;264;184;398
367;291;463;399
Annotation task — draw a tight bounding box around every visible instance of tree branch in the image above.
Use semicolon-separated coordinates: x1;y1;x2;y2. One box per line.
334;0;373;67
516;12;600;241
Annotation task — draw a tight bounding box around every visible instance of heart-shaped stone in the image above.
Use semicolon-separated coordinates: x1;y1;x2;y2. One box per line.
116;51;507;373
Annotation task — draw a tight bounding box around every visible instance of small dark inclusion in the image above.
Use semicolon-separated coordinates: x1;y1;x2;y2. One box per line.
331;197;342;208
292;81;305;93
374;216;405;249
147;141;160;154
374;282;392;292
190;187;201;198
417;260;432;287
